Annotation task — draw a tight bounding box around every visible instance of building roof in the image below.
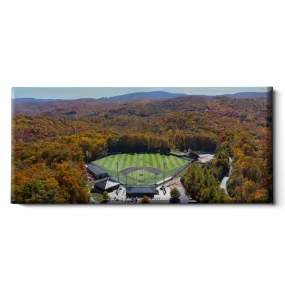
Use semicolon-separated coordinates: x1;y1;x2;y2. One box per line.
126;186;155;194
109;177;126;185
155;176;172;185
88;164;108;176
95;179;120;190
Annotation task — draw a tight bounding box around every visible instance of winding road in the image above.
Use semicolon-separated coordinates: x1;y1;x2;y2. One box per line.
219;156;232;194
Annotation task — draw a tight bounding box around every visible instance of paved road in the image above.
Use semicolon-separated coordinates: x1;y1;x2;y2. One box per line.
198;154;215;163
219;156;232;195
170;178;189;204
176;187;188;203
90;195;96;203
220;176;229;194
87;182;96;204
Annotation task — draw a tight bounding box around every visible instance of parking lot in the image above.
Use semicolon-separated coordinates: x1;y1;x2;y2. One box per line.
154;177;189;203
107;185;127;202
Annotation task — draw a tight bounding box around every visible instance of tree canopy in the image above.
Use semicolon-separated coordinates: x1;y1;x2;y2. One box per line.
12;96;272;203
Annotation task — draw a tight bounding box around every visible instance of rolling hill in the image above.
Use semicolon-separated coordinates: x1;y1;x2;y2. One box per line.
12;90;272;116
97;91;187;102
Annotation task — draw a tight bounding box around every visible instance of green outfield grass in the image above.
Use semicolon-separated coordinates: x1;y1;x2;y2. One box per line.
92;153;189;186
91;193;104;203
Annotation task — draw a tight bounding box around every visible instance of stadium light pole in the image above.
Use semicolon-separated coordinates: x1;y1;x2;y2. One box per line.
116;161;120;182
163;161;166;187
116;138;120;153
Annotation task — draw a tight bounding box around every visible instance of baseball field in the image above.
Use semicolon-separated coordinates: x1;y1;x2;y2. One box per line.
92;153;189;186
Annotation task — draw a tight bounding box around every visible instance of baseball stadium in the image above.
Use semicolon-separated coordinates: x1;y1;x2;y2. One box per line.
91;153;189;186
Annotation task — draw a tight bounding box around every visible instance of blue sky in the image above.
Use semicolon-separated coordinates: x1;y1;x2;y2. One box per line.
12;87;271;100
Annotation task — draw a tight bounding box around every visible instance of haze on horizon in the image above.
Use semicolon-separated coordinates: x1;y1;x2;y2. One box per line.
12;87;271;100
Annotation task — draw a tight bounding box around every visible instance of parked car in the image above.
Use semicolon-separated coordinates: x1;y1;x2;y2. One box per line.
188;198;197;203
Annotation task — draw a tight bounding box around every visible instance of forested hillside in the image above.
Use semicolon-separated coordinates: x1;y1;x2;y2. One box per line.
11;95;272;203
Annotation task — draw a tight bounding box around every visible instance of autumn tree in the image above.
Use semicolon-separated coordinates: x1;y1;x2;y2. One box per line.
240;180;259;201
141;195;150;204
249;189;269;203
102;191;110;203
170;188;181;200
12;178;59;204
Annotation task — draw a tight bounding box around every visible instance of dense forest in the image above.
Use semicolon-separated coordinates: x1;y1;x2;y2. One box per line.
11;95;273;203
182;145;230;202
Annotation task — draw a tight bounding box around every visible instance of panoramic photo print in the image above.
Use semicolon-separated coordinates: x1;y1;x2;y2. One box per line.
11;87;273;204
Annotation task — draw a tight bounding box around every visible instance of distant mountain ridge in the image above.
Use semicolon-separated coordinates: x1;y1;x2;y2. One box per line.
13;90;272;103
222;92;272;99
12;90;272;116
96;91;187;102
12;98;56;102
